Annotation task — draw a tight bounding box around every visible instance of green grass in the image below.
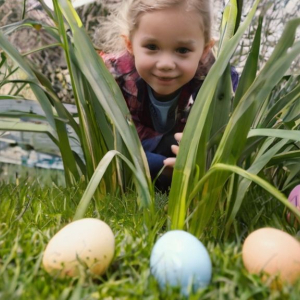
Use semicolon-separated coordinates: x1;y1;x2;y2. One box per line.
0;163;65;187
0;172;300;300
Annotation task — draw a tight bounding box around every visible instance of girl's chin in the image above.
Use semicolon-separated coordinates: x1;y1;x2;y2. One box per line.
152;88;181;100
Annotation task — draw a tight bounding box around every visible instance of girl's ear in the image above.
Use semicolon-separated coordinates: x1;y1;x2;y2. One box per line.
122;35;133;54
200;39;215;63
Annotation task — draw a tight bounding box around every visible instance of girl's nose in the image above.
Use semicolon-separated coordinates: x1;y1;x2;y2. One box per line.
156;54;176;70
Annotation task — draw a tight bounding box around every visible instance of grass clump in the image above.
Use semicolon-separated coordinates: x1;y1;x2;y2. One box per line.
0;177;300;300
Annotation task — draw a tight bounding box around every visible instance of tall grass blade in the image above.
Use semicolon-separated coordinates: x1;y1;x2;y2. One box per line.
260;80;300;127
188;162;300;222
191;26;300;236
218;0;238;54
0;29;81;184
248;128;300;141
209;64;233;145
213;36;300;166
233;16;262;109
269;150;300;165
224;138;289;236
0;32;56;129
73;150;152;220
0;118;59;150
168;0;261;230
53;0;110;191
234;0;243;33
56;0;152;207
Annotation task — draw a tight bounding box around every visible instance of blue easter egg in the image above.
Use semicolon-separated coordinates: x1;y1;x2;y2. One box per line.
150;230;212;296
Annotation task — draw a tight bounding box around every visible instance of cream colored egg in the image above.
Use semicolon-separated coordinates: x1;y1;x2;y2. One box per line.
43;218;115;277
242;227;300;283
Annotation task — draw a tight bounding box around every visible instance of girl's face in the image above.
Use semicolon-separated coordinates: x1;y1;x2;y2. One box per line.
128;6;208;99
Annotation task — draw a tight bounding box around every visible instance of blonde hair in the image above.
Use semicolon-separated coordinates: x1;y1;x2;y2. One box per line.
94;0;213;54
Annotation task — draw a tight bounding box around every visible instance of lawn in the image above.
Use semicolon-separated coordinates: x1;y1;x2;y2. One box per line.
0;167;300;300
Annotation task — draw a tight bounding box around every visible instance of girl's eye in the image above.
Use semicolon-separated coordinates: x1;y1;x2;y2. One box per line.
145;44;158;51
177;47;190;54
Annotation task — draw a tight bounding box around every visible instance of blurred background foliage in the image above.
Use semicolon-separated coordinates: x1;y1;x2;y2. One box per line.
0;0;299;105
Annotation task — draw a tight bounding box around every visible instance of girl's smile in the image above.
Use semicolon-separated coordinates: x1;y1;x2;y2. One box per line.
127;5;208;99
154;75;178;83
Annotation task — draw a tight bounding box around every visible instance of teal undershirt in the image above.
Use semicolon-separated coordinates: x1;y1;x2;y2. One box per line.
147;85;180;134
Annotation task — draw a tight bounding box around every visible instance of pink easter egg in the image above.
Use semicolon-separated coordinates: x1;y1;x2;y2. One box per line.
287;185;300;226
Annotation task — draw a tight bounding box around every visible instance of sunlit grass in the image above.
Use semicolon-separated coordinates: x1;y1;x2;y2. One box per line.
0;175;300;300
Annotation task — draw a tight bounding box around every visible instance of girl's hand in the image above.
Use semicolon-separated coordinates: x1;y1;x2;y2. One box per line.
163;133;182;167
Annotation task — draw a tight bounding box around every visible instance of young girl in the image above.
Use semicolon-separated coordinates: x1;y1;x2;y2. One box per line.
95;0;239;192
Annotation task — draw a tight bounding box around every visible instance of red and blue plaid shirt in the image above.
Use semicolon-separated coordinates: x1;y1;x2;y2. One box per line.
100;51;239;149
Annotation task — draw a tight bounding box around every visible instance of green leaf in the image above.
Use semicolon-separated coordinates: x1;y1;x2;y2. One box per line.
248;128;300;142
189;163;300;221
0;31;56;129
73;150;153;220
0;118;58;144
213;29;300;166
219;0;238;54
260;79;300;127
233;16;262;109
56;0;153;207
168;0;261;230
225;138;289;236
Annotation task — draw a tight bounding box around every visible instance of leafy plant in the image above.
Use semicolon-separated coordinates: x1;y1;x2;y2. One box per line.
168;0;300;238
1;0;300;238
0;0;153;216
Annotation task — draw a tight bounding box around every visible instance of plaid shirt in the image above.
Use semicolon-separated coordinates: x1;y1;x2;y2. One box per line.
100;51;239;148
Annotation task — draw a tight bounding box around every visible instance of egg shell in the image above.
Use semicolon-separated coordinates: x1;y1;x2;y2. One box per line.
43;218;115;277
287;185;300;226
242;227;300;283
150;230;212;296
